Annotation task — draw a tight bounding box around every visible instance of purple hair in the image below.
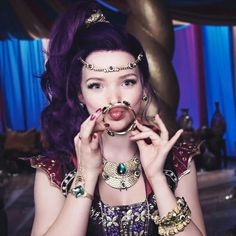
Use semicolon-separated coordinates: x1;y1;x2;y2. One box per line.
41;1;151;161
40;2;178;190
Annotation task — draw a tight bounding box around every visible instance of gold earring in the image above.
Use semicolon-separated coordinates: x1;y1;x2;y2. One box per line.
142;95;148;101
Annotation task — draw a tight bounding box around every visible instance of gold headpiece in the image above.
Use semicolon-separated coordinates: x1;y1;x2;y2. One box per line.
85;9;110;27
79;53;144;73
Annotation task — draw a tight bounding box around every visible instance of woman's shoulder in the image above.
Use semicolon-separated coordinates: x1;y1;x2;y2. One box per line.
172;141;203;180
21;155;75;190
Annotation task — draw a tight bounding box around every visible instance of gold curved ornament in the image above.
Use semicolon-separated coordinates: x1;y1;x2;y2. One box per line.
102;101;137;136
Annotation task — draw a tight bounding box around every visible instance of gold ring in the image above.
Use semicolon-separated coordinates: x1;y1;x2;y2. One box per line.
102;101;137;136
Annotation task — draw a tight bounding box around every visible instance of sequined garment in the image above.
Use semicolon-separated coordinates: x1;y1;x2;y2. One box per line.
87;194;159;236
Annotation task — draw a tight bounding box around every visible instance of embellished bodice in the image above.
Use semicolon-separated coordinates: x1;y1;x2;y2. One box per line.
87;193;159;236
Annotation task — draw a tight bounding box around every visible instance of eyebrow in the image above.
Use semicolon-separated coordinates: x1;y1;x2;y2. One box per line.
85;73;138;82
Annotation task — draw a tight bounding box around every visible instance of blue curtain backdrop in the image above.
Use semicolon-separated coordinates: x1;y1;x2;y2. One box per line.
0;38;46;130
202;26;236;156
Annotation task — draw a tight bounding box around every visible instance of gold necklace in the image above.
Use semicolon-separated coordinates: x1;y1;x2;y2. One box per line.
102;152;141;190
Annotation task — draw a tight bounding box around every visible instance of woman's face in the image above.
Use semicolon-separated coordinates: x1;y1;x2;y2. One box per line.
79;50;145;130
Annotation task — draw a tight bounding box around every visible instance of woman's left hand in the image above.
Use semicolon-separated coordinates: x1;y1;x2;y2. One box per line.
130;114;183;181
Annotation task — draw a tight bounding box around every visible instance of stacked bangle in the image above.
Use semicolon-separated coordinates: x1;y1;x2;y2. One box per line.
151;197;191;236
61;169;76;197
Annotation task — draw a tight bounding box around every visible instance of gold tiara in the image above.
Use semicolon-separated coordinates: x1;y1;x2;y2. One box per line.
85;9;110;27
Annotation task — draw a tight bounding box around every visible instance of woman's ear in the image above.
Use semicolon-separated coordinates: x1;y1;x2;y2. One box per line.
143;87;149;97
78;93;85;104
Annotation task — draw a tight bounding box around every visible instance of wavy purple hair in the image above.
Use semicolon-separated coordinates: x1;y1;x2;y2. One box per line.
41;1;150;161
41;1;178;190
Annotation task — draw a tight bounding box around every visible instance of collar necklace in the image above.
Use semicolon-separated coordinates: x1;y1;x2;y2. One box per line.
102;152;141;190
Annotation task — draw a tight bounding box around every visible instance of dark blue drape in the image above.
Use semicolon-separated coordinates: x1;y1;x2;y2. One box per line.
0;38;46;130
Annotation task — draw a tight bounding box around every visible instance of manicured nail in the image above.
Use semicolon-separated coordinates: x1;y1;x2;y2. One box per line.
90;114;96;120
96;108;102;113
104;123;110;127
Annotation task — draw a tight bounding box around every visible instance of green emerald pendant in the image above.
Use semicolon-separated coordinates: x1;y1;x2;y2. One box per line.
117;163;127;175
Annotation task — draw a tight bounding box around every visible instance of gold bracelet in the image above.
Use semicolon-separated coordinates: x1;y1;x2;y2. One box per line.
68;185;94;200
68;169;94;200
151;197;191;236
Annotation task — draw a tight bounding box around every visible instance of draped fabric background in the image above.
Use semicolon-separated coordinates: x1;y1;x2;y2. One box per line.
0;90;5;132
202;26;236;156
173;24;206;129
0;38;46;130
173;24;236;156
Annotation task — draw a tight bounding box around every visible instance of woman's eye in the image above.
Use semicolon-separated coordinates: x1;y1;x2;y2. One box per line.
123;79;137;87
87;83;101;89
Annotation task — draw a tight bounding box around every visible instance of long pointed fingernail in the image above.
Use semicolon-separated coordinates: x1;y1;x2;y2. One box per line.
90;115;96;120
96;108;102;113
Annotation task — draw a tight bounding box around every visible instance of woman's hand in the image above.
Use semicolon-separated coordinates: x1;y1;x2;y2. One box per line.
74;109;104;178
130;114;183;181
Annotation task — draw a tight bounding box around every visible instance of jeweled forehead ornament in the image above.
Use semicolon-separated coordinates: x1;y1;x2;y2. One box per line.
79;53;144;73
85;9;110;27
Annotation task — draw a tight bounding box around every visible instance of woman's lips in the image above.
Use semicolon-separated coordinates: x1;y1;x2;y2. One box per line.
108;107;126;121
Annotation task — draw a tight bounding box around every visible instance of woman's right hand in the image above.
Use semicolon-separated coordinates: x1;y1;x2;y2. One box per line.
74;108;104;178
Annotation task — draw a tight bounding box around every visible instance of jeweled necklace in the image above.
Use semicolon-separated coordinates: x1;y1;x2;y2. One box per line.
102;152;141;190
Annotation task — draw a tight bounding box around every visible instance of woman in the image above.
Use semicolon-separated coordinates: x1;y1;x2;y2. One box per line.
30;2;206;235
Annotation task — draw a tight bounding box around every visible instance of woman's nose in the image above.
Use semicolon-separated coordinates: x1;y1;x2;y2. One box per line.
107;89;122;105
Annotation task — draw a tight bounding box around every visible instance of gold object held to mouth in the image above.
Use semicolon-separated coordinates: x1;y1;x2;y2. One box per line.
102;101;137;136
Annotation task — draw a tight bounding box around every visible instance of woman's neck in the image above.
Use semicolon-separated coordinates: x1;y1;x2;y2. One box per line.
100;132;138;162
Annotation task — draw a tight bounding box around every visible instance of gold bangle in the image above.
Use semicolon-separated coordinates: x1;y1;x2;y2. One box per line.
68;169;94;200
151;197;191;236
